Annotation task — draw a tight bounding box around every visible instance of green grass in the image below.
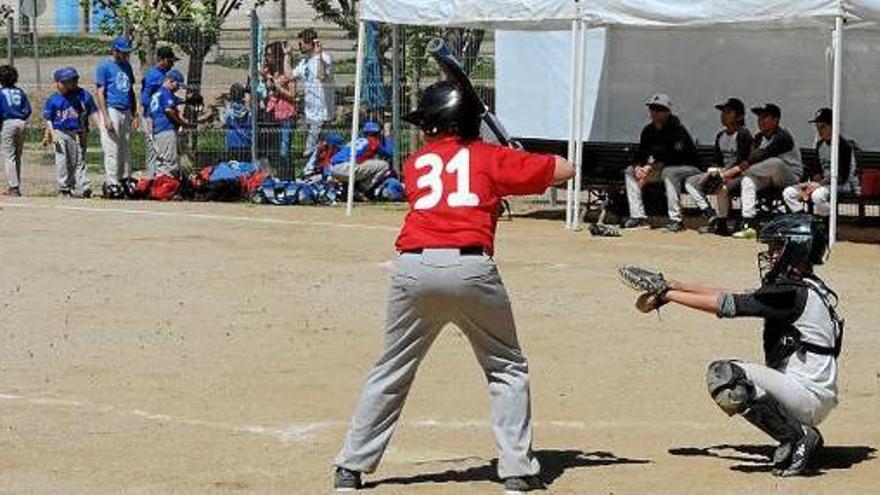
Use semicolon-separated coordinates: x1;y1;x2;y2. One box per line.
2;35;110;58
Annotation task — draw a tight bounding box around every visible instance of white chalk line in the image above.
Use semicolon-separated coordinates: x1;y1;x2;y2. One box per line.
0;392;718;444
0;201;400;232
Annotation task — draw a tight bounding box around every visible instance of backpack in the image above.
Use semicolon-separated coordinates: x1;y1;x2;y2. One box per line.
150;173;180;201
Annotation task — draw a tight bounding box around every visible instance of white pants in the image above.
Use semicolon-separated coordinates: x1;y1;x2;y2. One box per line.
684;173;741;219
624;165;700;222
738;361;835;427
100;108;134;186
741;158;801;219
783;183;852;217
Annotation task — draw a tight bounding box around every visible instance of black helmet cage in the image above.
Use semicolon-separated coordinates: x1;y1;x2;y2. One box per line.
757;214;828;284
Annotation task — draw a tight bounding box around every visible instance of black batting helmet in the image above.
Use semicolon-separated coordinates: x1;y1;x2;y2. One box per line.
757;214;828;284
403;81;481;140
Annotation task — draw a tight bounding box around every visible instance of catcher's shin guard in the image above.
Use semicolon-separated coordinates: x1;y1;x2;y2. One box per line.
706;360;754;416
743;396;806;470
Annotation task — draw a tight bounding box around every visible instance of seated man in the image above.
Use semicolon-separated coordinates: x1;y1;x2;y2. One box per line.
623;94;700;233
302;133;344;178
732;104;803;239
685;98;753;236
328;121;394;198
783;108;854;218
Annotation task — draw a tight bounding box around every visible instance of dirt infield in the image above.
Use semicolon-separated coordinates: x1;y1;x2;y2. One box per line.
0;198;877;494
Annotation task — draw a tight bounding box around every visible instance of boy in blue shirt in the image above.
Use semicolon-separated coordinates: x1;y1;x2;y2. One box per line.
42;67;99;197
141;46;178;177
0;65;31;196
95;36;138;192
148;69;194;176
221;82;252;162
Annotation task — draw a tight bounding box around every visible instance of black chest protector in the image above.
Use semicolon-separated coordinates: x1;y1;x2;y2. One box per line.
761;277;844;369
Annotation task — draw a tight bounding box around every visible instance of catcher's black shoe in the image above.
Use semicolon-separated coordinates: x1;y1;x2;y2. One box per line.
504;475;546;494
333;467;362;491
776;425;822;477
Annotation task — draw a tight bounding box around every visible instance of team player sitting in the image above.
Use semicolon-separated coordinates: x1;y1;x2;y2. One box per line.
623;94;700;233
328;121;394;199
42;67;99;198
332;81;574;493
732;104;803;239
148;69;194;177
623;214;842;477
783;108;855;218
684;98;753;236
0;65;32;196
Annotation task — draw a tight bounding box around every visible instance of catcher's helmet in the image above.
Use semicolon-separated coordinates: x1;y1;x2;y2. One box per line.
403;81;481;139
757;214;828;283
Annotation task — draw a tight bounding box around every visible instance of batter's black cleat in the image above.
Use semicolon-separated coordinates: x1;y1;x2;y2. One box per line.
503;475;546;493
333;467;362;492
776;425;822;477
622;217;650;230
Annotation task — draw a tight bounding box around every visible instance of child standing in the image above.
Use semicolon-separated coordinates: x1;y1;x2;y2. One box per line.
148;69;193;177
42;67;99;198
0;65;31;196
221;82;252;163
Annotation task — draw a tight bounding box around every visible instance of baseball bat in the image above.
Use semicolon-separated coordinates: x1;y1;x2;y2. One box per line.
426;37;514;147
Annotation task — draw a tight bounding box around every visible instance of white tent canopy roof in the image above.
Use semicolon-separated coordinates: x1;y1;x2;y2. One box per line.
361;0;880;28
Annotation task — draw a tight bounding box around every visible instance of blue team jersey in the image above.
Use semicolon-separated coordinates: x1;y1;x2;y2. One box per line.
140;65;170;110
95;59;135;110
0;87;32;120
42;88;98;131
149;86;180;135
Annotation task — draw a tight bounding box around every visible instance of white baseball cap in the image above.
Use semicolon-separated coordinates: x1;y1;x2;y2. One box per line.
645;93;672;111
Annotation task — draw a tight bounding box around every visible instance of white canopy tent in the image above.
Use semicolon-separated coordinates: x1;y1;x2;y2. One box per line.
353;0;880;244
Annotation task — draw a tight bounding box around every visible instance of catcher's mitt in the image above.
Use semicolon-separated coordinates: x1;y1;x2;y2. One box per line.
618;265;671;312
700;168;725;195
635;292;667;313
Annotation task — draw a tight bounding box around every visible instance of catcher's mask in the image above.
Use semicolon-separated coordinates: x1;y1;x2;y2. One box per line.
757;214;828;284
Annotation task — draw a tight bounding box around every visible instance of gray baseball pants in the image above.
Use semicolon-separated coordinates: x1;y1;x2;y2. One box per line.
54;130;80;193
737;361;835;427
2;119;26;189
329;159;390;191
153;130;179;176
741;158;801;219
335;249;540;479
625;165;701;221
100;107;134;186
684;174;742;218
303;119;324;158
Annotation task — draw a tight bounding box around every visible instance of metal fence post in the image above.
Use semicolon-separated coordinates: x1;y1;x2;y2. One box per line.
7;21;12;66
249;9;259;166
391;24;401;174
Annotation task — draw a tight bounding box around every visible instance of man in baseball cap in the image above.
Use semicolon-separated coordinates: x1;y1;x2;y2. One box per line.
684;97;753;236
140;46;179;177
326;120;392;198
147;68;193;178
729;103;803;238
782;107;855;218
96;36;137;196
622;93;700;232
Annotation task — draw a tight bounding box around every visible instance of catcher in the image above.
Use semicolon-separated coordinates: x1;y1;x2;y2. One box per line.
619;214;843;476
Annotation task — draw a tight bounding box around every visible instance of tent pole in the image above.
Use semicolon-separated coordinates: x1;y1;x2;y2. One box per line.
346;20;367;217
571;20;587;231
565;19;579;229
391;24;402;174
830;15;843;246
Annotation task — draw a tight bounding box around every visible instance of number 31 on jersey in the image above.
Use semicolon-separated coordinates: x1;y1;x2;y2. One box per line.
413;148;480;210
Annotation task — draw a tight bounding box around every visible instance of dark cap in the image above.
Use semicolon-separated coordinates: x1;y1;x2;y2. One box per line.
298;28;318;43
156;46;179;61
751;103;782;119
714;97;745;115
809;107;833;124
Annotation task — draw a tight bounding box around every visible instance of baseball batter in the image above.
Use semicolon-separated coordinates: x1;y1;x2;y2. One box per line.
621;214;842;476
332;81;574;493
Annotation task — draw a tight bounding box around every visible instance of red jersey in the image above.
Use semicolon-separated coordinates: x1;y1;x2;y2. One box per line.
395;137;556;255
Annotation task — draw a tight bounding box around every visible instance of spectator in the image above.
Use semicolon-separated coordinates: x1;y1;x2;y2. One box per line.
732;103;803;239
41;67;99;198
140;46;179;177
623;94;700;232
302;133;344;177
0;65;31;196
783;108;854;218
684;98;753;236
95;36;138;193
328;121;393;198
285;28;335;158
222;83;252;162
264;72;297;164
148;69;194;177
